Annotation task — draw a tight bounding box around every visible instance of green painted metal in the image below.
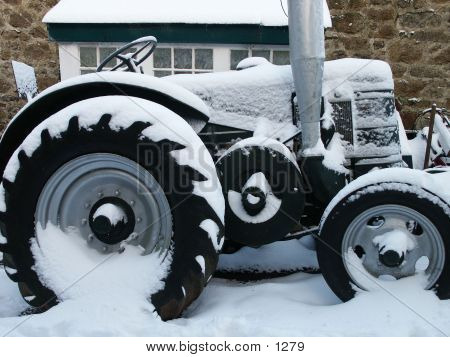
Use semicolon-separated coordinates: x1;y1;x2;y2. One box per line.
47;23;289;45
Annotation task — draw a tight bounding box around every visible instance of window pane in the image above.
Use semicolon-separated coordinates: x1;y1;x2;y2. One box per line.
174;49;192;69
251;50;270;61
80;47;97;67
195;49;213;70
174;71;193;75
99;47;117;68
230;50;249;70
154;48;171;68
154;70;172;78
273;50;290;65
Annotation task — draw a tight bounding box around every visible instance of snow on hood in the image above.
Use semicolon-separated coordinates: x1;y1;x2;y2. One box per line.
323;59;394;93
168;59;394;137
44;0;332;28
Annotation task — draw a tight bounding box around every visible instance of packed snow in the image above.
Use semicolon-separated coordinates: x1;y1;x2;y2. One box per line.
170;59;395;146
168;63;299;141
220;136;299;169
218;236;319;273
11;61;38;101
320;168;450;229
6;71;209;131
1;225;450;336
200;219;224;252
43;0;332;28
236;57;270;71
373;230;416;257
303;133;349;174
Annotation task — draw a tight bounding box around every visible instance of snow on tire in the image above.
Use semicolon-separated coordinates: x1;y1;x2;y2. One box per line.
318;182;450;302
0;96;225;320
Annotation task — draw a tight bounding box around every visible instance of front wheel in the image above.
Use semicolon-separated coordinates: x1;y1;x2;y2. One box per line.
317;182;450;301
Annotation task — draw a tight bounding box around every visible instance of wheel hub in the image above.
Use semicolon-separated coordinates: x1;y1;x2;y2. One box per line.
89;198;135;245
342;204;445;290
379;249;404;268
35;153;172;255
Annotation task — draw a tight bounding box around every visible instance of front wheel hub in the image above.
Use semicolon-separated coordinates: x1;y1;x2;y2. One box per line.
379;249;404;268
89;199;134;245
342;204;445;290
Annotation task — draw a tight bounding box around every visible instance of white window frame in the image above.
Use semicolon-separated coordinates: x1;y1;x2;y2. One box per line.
229;45;291;69
57;43;290;81
152;46;215;77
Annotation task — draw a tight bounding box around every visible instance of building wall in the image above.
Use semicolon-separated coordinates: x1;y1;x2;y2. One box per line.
0;0;60;132
0;0;448;132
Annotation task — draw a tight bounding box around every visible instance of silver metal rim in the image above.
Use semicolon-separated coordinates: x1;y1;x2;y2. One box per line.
342;204;445;290
35;153;172;255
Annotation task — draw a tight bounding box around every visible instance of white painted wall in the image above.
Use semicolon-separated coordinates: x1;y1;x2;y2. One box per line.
58;44;81;80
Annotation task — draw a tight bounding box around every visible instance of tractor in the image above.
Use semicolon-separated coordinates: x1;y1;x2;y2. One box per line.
0;0;449;321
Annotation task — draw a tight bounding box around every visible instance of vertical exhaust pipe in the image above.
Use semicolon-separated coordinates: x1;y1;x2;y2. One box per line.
288;0;325;151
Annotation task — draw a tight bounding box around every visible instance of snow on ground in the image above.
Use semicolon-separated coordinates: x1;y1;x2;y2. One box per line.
1;226;450;337
218;237;319;273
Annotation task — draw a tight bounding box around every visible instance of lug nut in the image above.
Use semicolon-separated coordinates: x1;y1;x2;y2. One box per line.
130;200;135;206
84;202;91;209
97;192;103;198
88;234;94;242
130;232;138;240
81;219;87;225
137;217;142;223
102;246;108;252
115;190;120;196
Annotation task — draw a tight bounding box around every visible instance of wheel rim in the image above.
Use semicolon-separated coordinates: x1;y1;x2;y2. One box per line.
35;153;172;255
342;204;445;290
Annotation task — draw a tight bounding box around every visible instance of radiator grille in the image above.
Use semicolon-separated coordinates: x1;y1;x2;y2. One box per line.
331;101;353;145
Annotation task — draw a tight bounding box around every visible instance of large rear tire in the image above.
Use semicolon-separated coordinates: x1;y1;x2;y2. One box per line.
0;96;225;320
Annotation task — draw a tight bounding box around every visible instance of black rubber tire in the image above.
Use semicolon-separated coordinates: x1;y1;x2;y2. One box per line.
0;106;223;321
317;184;450;301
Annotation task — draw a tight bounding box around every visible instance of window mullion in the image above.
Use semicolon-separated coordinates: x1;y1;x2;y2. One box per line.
171;47;174;75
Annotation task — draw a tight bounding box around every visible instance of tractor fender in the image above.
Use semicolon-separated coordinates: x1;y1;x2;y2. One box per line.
0;72;209;177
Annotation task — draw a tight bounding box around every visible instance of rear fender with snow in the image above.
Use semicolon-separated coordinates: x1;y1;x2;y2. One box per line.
0;72;209;178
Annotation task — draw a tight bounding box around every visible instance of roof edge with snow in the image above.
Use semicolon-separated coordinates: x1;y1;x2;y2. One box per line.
43;0;331;28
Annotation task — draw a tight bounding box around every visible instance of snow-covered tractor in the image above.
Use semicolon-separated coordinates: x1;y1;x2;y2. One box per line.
1;0;449;320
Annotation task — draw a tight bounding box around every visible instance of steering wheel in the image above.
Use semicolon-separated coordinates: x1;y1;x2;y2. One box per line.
96;36;158;73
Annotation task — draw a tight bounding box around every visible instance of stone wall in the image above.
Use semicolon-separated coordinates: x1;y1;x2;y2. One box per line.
0;0;59;132
326;0;449;128
0;0;448;131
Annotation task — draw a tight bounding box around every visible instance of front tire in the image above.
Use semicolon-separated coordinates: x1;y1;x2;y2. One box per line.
318;182;450;301
0;96;224;320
